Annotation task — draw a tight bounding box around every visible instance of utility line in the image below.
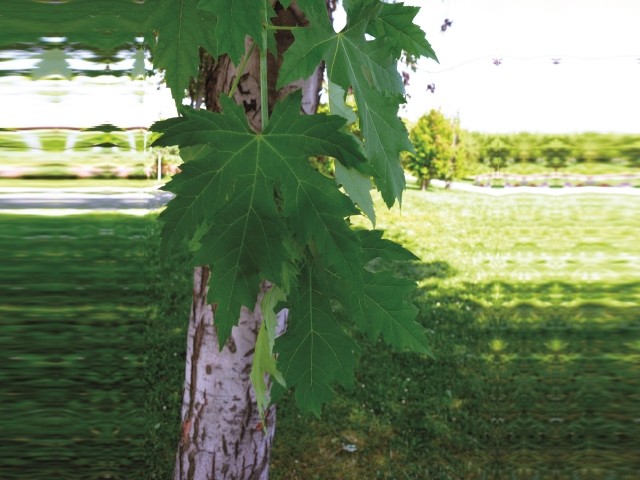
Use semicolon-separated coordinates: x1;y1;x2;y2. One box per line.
415;54;640;74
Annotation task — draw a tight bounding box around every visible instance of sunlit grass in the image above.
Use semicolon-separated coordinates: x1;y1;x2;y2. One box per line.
272;190;638;479
367;190;638;286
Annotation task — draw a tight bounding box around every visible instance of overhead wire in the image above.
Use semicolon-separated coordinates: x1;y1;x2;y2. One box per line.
415;54;640;75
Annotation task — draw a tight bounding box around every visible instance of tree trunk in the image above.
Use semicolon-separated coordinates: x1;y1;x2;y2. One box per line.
173;268;281;480
173;3;326;479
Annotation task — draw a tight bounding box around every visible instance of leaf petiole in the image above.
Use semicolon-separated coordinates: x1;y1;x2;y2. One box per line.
265;24;301;31
260;5;270;130
228;43;256;99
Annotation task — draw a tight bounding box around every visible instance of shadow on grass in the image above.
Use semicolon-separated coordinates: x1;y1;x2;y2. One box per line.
271;277;639;480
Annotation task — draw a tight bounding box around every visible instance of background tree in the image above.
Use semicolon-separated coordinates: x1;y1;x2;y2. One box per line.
510;132;541;164
405;109;454;190
571;132;611;164
443;117;476;188
621;140;640;169
481;135;512;176
542;137;573;172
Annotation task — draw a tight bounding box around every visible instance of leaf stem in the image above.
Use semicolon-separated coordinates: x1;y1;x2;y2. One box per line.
228;43;256;99
260;6;269;130
266;25;301;31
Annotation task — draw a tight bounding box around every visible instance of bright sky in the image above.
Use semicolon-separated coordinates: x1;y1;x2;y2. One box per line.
2;0;639;133
399;0;640;132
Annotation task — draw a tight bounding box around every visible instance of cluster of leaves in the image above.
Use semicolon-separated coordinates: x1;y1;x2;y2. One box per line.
149;0;437;415
279;0;437;209
6;0;438;415
153;91;430;414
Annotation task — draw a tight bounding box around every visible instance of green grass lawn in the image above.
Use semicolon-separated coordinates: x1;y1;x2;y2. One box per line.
269;191;639;479
0;214;154;479
1;190;637;479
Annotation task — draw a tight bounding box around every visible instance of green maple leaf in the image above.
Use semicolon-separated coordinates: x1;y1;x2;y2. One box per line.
363;270;430;354
320;229;428;354
358;229;419;263
146;0;218;104
275;263;358;416
358;230;429;354
366;2;438;60
197;0;275;65
357;90;413;206
151;92;366;346
278;0;419;207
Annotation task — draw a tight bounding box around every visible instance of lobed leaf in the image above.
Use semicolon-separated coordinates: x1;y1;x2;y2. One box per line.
146;0;218;104
197;0;275;65
275;264;358;416
367;2;438;61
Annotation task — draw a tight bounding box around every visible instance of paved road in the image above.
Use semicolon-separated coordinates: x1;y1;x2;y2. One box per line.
1;182;637;212
427;179;640;196
0;189;175;210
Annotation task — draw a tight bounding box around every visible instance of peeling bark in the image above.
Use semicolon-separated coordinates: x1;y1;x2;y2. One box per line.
173;268;279;480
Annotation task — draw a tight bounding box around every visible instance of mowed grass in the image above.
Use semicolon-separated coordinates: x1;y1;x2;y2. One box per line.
0;214;156;479
270;191;639;479
0;213;191;480
1;190;637;479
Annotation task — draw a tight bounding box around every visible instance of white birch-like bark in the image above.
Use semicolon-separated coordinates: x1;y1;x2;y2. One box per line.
173;267;280;480
172;3;328;477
